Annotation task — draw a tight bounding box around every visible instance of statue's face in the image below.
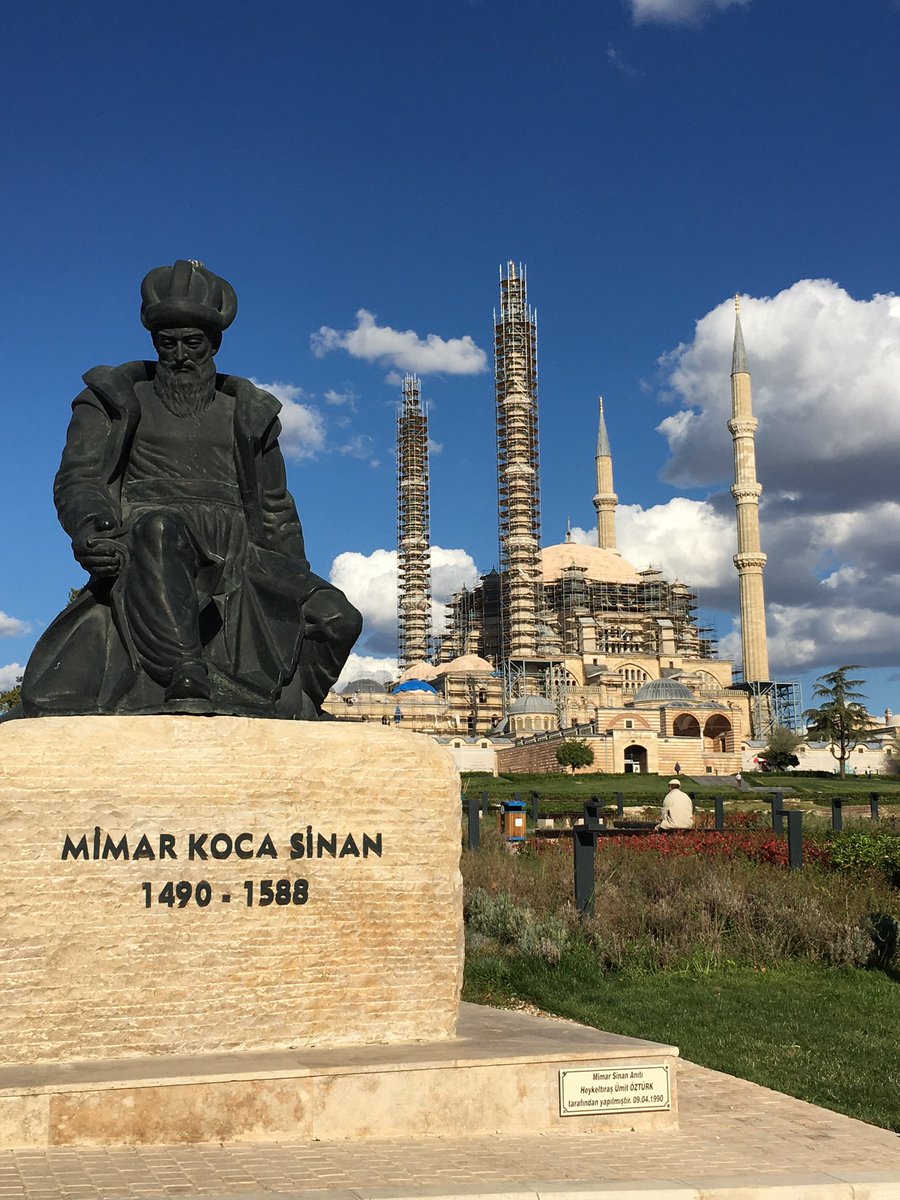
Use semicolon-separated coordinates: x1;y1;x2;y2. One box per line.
154;327;214;372
151;326;218;416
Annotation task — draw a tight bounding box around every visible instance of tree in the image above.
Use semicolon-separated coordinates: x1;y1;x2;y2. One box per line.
555;739;594;774
0;676;22;714
758;724;802;772
803;666;872;779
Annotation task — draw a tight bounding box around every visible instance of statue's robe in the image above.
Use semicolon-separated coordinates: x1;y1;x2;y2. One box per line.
22;362;359;718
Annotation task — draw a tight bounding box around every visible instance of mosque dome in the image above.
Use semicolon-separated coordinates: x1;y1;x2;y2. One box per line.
434;654;495;676
341;678;387;694
541;543;642;586
397;660;438;681
507;695;557;715
632;677;695;704
393;679;438;694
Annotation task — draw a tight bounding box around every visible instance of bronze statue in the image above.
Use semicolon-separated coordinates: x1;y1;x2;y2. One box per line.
21;260;361;719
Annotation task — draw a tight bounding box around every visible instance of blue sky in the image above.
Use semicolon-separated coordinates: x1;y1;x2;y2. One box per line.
3;0;900;718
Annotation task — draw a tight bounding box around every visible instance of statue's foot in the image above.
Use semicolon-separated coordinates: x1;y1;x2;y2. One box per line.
165;661;211;705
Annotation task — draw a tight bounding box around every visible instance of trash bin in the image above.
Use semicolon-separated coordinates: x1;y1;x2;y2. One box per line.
501;798;527;843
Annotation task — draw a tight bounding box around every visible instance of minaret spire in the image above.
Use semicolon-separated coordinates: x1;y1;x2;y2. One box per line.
732;293;749;375
729;296;770;683
593;396;618;551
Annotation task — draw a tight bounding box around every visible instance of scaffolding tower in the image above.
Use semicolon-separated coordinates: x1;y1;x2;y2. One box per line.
736;679;804;739
396;373;431;670
495;262;542;673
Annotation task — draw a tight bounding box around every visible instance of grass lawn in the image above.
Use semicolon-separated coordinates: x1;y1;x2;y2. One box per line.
745;772;900;805
462;772;672;807
464;953;900;1132
463;770;900;811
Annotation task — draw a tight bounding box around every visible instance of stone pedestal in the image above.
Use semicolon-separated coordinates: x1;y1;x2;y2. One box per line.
0;1004;678;1148
0;717;464;1065
0;716;680;1150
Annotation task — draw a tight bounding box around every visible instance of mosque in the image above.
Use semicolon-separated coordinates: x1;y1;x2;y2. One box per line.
325;267;801;777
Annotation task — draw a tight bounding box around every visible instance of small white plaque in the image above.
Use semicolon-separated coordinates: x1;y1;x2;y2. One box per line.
559;1064;671;1116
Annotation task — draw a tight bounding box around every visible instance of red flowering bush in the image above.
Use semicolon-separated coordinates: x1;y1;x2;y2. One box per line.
595;830;832;870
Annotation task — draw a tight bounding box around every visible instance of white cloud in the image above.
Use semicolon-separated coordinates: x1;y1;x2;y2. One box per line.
643;280;900;676
0;612;29;638
329;545;481;656
0;663;23;689
571;498;734;591
311;309;488;376
339;433;376;460
658;281;900;497
330;548;398;650
630;0;751;24
324;387;358;410
336;652;398;690
251;378;327;461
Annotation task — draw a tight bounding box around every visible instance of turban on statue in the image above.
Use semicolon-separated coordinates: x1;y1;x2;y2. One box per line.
140;260;238;335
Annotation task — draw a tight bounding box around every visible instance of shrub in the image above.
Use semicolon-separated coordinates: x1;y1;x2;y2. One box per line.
465;887;571;965
828;830;900;886
461;827;899;973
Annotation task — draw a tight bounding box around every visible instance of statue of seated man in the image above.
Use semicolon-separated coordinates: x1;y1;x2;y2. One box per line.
21;260;362;719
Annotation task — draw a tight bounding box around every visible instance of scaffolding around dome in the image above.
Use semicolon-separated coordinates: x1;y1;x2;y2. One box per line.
436;549;718;668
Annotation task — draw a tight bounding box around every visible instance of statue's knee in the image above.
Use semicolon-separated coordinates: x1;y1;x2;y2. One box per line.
131;510;190;551
303;592;362;643
345;601;363;642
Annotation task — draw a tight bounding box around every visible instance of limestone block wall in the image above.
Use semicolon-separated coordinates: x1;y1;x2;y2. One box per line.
496;733;740;777
495;739;570;775
0;717;464;1065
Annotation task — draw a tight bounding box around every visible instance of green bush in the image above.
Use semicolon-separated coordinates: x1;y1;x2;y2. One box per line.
828;830;900;886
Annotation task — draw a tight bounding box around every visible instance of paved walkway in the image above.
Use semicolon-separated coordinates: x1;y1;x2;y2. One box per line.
0;1059;897;1199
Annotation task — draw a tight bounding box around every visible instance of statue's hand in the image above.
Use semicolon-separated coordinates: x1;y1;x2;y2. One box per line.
72;516;127;579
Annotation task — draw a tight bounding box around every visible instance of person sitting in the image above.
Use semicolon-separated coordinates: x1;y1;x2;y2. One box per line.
655;779;694;831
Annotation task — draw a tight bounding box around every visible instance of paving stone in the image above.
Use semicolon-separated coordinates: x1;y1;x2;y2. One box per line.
0;1060;897;1198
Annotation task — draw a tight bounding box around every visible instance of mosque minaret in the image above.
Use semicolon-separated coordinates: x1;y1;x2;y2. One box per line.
593;396;618;552
729;295;770;683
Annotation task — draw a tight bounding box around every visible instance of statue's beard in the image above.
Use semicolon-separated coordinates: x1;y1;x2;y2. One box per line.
153;357;217;417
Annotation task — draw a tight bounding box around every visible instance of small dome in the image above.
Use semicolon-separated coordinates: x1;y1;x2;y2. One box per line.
507;695;557;715
434;654;495;676
341;678;387;694
393;679;438;694
632;677;695;704
542;543;642;586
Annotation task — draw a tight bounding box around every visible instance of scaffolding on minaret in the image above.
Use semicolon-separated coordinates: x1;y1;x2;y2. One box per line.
396;373;431;670
495;261;542;670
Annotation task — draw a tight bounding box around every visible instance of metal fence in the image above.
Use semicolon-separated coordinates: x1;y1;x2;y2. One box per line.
462;790;887;918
